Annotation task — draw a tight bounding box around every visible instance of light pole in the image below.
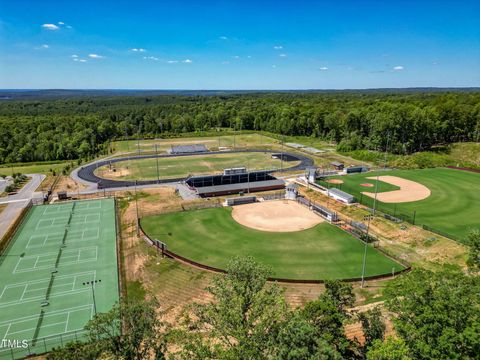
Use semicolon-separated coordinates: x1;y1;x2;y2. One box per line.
83;279;101;315
360;216;372;288
155;144;160;183
134;180;140;236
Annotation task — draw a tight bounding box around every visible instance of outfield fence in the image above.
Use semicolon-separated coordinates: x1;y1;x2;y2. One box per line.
0;329;88;360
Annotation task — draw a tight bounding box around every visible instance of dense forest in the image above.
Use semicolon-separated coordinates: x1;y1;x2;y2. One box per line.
0;92;479;164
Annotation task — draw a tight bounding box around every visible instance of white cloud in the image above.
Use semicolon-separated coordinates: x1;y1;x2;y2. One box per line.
143;56;159;61
35;44;49;49
273;45;283;50
73;58;87;63
89;54;104;59
131;48;146;52
247;55;252;59
42;23;59;30
58;21;65;25
219;36;228;40
166;60;178;64
71;54;78;58
66;25;72;29
393;65;404;71
78;59;87;63
279;53;287;57
233;55;240;59
182;59;193;63
319;67;328;71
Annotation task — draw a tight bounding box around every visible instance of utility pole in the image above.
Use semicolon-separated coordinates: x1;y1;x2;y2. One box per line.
155;144;160;183
134;180;140;236
83;279;101;316
360;216;372;288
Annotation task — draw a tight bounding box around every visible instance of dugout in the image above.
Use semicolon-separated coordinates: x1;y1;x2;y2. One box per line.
344;165;369;174
311;203;338;222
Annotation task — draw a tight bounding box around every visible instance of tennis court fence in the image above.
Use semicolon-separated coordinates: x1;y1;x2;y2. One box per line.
0;328;88;360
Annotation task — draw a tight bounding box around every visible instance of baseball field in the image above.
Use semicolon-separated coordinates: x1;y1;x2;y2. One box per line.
317;168;480;242
140;203;405;280
95;151;294;181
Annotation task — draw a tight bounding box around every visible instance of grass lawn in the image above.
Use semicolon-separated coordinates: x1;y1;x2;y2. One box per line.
111;133;278;154
140;207;404;280
96;151;295;180
0;161;70;176
317;168;480;242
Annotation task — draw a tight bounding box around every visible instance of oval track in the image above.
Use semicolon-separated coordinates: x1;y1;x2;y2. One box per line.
77;150;314;189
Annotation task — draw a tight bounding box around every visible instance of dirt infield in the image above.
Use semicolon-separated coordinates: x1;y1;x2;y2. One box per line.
231;200;324;232
360;183;374;187
326;179;344;184
362;176;431;203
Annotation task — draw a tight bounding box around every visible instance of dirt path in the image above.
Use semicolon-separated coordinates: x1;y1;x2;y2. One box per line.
231;200;324;232
362;175;431;203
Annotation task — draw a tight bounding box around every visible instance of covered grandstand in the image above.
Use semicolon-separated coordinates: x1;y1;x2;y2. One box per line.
169;144;208;154
186;170;285;197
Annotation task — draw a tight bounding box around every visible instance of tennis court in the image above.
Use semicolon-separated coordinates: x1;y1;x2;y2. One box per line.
0;198;118;359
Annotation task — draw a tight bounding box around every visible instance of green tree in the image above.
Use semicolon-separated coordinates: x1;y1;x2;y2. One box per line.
301;280;358;358
385;269;480;359
173;256;288;360
466;229;480;272
359;306;386;354
366;337;411;360
84;298;166;360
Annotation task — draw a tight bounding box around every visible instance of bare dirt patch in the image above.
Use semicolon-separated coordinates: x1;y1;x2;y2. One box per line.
231;200;324;232
326;179;344;184
362;175;431;203
360;183;374;187
54;175;87;193
98;167;132;180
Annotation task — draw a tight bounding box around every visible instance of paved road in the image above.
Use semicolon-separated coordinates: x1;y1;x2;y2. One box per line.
73;150;314;189
0;174;45;240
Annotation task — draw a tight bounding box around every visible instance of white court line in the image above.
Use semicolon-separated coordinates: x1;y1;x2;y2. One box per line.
2;323;11;341
19;284;28;301
0;304;94;325
64;312;70;333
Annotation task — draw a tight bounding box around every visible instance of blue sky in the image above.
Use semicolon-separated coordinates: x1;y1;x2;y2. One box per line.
0;0;479;89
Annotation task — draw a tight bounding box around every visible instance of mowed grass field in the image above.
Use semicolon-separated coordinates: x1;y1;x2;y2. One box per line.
141;207;405;280
96;151;294;181
112;133;277;155
317;168;480;241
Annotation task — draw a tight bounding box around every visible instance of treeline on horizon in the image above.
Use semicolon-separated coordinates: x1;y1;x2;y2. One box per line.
0;92;479;164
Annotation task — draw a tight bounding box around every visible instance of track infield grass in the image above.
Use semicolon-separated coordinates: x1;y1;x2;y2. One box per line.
316;168;480;242
141;207;405;280
0;199;118;359
96;151;296;181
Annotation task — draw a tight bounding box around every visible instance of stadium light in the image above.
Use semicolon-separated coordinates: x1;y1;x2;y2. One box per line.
83;279;101;315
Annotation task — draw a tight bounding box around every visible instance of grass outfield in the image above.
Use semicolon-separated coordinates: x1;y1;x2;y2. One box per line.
141;207;405;280
96;151;294;181
317;168;480;241
0;199;118;359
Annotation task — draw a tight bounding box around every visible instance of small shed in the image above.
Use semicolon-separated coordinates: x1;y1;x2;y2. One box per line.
57;191;68;200
305;167;317;183
330;161;344;170
285;183;299;200
327;188;355;204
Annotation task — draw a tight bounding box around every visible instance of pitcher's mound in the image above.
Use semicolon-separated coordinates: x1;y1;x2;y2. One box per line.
231;200;324;232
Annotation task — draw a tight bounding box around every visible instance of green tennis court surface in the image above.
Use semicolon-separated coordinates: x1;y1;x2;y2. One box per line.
0;198;118;359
